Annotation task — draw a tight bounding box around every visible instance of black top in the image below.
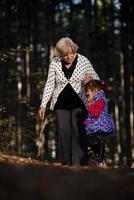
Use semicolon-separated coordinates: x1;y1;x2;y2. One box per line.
54;55;84;110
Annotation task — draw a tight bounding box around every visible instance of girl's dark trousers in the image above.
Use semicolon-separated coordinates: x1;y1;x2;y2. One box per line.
88;133;106;163
55;108;88;165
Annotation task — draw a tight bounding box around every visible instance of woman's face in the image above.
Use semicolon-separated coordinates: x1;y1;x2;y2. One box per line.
62;47;76;64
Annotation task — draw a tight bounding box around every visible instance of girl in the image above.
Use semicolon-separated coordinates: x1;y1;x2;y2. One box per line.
84;80;115;167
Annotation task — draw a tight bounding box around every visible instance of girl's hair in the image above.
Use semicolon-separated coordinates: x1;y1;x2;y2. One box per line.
53;37;79;58
85;79;105;92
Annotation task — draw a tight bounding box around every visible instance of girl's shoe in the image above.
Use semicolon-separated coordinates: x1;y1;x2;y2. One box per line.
97;161;107;168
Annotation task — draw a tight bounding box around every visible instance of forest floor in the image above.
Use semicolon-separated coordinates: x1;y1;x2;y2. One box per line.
0;151;134;200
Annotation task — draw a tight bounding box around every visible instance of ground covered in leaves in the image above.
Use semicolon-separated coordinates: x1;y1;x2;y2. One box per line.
0;152;134;200
0;151;46;165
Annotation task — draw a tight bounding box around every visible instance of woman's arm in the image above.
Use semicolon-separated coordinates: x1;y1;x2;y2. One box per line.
84;57;100;80
40;61;56;108
88;98;106;118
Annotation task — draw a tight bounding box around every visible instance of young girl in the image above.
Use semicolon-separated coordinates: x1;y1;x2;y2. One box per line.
84;80;115;167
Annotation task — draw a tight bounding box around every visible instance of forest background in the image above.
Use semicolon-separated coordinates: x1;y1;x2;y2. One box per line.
0;0;133;167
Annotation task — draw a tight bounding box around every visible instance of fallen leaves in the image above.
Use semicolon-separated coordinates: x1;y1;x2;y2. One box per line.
0;151;46;165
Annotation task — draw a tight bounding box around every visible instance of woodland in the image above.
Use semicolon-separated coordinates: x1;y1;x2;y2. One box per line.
0;0;134;167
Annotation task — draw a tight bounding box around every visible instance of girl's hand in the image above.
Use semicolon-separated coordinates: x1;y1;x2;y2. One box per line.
38;107;46;120
87;98;93;104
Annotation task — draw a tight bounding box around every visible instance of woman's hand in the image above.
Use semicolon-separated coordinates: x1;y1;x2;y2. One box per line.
83;73;93;84
38;107;46;120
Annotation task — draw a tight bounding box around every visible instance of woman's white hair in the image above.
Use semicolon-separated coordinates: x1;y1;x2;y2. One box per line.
54;37;79;58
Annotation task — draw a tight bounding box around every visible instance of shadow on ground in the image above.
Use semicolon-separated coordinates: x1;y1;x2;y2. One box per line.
0;160;134;200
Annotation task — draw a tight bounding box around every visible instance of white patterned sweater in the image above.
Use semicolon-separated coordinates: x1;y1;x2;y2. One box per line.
40;53;100;110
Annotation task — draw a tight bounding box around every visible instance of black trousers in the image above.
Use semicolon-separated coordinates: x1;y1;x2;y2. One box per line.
55;108;87;165
88;134;107;163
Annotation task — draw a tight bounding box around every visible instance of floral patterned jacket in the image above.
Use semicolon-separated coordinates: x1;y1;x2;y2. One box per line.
84;90;115;134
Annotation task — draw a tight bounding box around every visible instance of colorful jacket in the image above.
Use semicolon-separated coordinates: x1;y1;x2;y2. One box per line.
84;90;115;134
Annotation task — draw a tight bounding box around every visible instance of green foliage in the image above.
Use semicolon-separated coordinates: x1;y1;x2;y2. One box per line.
0;46;33;63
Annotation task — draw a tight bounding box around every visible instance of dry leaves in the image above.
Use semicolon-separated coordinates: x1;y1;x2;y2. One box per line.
0;151;46;165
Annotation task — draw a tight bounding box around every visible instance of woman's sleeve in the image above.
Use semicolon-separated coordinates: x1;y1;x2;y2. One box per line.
40;61;56;108
84;57;100;80
88;98;106;117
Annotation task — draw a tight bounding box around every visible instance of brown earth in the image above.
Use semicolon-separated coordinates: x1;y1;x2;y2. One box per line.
0;152;134;200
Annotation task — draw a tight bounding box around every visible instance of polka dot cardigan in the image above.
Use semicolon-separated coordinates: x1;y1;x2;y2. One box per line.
40;53;100;110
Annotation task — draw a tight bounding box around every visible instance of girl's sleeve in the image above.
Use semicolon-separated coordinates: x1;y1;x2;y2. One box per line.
88;98;106;118
40;61;56;108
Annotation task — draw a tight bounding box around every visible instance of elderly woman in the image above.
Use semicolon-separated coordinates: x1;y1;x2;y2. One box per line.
39;37;99;166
